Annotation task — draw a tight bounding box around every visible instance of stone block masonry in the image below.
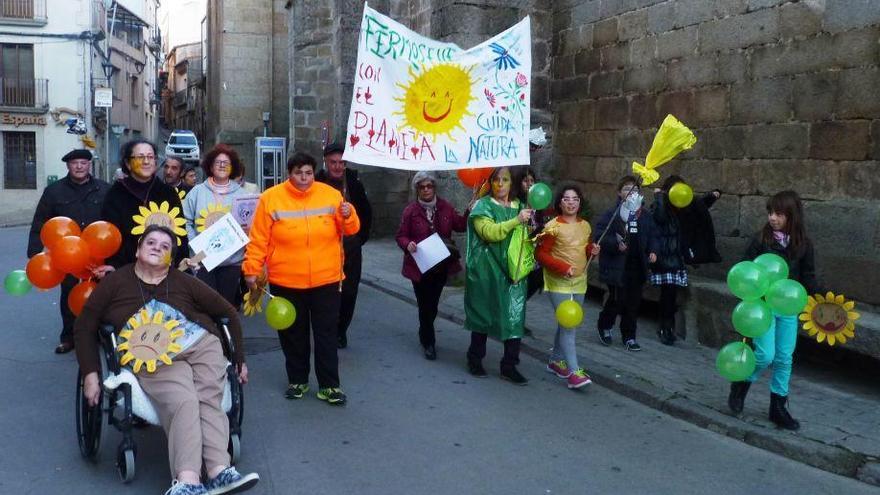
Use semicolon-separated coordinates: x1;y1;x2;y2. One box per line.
548;0;880;359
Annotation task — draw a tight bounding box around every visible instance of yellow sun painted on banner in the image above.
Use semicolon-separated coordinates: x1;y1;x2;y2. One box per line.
799;292;859;346
196;203;232;232
118;308;184;373
395;63;476;139
131;201;187;245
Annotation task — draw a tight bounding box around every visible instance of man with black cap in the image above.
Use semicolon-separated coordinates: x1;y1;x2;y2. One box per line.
316;142;372;349
27;149;110;353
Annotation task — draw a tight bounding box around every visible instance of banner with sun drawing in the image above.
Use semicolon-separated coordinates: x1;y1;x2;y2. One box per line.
342;3;532;170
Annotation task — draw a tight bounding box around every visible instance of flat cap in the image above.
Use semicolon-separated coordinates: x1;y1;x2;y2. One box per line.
323;142;345;156
62;149;93;162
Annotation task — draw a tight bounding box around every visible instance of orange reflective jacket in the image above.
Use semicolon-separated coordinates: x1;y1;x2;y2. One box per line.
243;180;360;289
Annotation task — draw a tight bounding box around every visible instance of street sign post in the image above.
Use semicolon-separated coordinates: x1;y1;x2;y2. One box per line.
95;88;113;108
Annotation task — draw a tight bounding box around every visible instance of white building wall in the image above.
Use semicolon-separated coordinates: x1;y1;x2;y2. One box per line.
0;0;95;226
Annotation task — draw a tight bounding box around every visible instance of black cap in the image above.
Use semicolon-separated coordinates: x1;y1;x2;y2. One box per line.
323;142;345;156
62;149;93;162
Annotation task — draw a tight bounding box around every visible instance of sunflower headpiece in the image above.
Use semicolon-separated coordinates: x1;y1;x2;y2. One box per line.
800;292;859;346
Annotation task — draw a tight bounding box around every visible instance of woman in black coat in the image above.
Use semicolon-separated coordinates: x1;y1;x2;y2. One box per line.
650;175;721;345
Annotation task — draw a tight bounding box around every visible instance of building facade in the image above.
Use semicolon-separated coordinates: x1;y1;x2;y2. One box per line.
205;0;289;181
162;41;205;139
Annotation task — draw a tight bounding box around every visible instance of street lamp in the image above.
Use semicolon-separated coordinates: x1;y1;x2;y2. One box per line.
101;62;117;181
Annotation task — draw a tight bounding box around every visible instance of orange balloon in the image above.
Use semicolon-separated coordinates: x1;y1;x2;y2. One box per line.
26;252;66;289
40;217;81;251
457;168;492;188
51;236;91;274
68;280;97;316
81;221;122;259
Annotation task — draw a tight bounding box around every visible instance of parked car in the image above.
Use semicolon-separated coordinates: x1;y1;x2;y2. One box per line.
165;130;200;164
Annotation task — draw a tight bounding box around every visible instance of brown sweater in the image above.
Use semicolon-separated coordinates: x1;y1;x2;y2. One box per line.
74;264;245;376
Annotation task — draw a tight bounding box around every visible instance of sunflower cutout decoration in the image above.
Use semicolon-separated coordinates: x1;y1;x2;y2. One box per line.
196;203;232;232
800;292;860;346
132;201;187;245
175;187;187;200
118;308;184;373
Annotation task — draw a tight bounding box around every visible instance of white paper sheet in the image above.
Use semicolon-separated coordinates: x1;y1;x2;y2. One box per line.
189;213;250;271
412;233;452;274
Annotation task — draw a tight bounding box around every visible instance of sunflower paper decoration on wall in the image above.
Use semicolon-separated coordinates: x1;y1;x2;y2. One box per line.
118;308;184;373
799;292;859;346
196;203;232;232
131;201;187;245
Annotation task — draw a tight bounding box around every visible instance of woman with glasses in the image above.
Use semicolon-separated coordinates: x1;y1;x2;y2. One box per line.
183;144;250;306
464;167;533;384
101;139;187;270
395;172;468;361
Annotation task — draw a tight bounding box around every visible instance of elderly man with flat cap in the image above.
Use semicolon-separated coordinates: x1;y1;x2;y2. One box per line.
28;149;111;353
316;142;372;349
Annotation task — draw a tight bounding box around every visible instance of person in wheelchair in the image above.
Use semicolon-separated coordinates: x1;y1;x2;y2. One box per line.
74;224;259;495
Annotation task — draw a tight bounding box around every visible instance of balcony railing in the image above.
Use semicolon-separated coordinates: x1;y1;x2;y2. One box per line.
0;0;47;23
0;78;48;109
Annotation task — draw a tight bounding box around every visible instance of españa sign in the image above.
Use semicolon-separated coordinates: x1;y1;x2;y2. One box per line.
342;3;532;170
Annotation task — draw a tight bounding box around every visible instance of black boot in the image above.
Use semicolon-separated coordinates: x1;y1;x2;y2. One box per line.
467;358;488;378
727;381;751;414
769;393;800;430
500;366;528;385
657;328;675;346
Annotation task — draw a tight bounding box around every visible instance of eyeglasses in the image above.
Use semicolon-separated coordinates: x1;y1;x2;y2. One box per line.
417;183;435;190
130;155;156;163
561;197;581;203
213;160;231;166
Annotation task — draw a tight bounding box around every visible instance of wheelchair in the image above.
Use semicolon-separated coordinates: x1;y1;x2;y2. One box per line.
75;317;244;483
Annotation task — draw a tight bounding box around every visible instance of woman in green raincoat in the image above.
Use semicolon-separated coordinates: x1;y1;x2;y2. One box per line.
465;167;534;384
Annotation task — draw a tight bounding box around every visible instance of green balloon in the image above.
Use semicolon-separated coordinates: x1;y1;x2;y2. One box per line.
715;341;756;382
556;299;584;329
4;270;31;296
753;253;789;284
765;279;808;316
726;261;770;301
731;300;773;338
266;296;297;330
527;182;552;210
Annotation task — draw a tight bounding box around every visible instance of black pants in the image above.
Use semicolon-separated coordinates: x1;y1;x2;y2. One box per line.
270;283;341;389
339;241;362;339
525;268;543;300
196;264;242;308
597;267;645;342
467;332;521;369
412;267;448;348
659;284;678;330
59;275;78;344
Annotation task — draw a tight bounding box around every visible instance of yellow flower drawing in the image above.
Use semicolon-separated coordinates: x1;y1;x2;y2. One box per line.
799;292;859;346
118;308;184;373
195;202;232;232
131;201;187;245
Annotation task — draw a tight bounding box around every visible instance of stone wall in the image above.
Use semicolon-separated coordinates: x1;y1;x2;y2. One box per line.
551;0;880;309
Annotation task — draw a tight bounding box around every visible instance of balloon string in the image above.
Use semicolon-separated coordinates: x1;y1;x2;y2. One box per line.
260;286;275;299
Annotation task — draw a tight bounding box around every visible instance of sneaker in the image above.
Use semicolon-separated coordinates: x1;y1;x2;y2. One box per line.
423;345;437;361
468;360;488;378
567;369;592;389
500;366;529;385
546;359;572;378
205;467;260;495
317;387;347;405
624;339;642;352
165;480;208;495
597;328;612;346
285;383;309;400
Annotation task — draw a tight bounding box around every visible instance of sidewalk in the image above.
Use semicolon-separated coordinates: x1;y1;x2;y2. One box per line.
361;239;880;486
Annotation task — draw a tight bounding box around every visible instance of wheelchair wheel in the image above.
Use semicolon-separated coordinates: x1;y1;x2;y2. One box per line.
228;434;241;465
116;448;136;483
76;368;104;460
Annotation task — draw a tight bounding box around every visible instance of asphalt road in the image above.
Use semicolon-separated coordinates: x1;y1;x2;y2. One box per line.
0;226;875;495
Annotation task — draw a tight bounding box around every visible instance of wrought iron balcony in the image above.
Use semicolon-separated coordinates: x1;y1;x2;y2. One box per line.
0;0;47;24
0;78;48;110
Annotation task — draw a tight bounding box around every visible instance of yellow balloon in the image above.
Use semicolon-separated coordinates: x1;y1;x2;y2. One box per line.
669;182;694;208
556;300;584;329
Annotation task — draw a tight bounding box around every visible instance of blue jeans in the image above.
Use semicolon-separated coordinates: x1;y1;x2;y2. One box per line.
747;314;798;396
548;292;584;371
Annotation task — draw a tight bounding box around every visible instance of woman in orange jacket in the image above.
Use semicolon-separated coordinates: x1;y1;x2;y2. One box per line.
244;152;360;406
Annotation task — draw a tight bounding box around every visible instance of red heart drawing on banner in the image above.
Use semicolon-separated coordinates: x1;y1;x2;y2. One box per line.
388;139;396;148
350;135;360;146
368;129;375;139
410;146;419;158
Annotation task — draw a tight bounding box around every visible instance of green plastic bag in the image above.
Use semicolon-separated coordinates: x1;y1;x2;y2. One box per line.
507;224;536;283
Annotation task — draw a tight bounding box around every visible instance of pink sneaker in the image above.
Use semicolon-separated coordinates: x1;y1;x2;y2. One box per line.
567;369;592;389
546;359;571;378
